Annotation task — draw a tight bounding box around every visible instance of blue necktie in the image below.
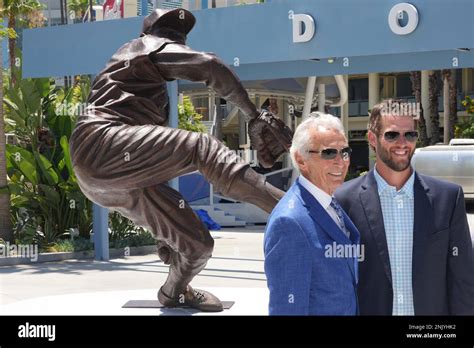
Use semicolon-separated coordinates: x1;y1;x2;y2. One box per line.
330;198;350;239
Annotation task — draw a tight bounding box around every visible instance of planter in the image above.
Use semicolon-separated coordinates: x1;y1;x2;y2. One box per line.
0;245;156;267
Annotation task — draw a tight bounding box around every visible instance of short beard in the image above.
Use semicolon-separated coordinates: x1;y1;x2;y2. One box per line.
376;138;414;172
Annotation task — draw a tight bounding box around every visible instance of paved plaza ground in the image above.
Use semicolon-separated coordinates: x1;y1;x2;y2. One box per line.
0;227;269;315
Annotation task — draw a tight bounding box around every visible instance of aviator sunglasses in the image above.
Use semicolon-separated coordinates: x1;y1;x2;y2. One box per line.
383;131;418;143
307;146;352;161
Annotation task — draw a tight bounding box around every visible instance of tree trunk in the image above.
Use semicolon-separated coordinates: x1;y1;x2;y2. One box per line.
8;13;17;85
449;69;458;140
409;71;429;146
442;69;451;144
0;42;14;242
428;71;441;145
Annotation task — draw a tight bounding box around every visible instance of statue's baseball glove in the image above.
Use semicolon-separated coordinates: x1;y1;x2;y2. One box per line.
248;111;293;168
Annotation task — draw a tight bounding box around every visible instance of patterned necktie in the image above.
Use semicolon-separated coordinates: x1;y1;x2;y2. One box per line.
330;197;350;239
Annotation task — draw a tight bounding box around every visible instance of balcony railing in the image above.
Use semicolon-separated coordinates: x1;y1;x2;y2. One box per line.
328;92;474;118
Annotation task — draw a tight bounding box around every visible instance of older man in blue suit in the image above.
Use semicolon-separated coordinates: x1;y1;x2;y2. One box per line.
264;112;360;315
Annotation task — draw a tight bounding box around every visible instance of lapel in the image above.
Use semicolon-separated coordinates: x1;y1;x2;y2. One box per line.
359;170;393;286
342;210;361;245
412;172;433;314
296;180;358;282
341;210;361;285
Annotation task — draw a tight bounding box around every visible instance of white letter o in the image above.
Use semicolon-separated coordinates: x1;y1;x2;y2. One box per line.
388;3;419;35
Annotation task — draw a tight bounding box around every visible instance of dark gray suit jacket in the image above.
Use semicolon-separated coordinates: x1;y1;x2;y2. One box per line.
335;169;474;315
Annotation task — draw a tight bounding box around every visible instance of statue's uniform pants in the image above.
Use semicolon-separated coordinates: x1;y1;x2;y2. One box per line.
70;116;283;298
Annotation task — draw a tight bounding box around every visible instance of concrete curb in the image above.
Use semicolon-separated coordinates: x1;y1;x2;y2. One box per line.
0;245;156;267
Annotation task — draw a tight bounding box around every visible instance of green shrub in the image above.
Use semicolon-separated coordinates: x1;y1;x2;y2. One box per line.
456;96;474;138
42;237;94;253
109;230;156;249
178;96;206;133
4;76;92;247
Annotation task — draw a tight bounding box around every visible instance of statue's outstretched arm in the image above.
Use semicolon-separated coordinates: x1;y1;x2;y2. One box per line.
150;44;259;121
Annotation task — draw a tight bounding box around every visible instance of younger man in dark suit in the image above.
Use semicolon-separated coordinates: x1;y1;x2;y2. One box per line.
335;99;474;315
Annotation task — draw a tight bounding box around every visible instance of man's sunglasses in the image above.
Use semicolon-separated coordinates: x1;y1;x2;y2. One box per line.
383;131;418;143
307;147;352;161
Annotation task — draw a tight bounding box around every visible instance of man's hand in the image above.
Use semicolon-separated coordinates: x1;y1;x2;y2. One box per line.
248;111;293;168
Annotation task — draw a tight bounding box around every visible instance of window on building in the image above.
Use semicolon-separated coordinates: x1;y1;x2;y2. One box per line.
348;78;368;101
396;73;412;97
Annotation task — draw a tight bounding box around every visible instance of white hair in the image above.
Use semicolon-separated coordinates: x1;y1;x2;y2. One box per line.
289;112;346;168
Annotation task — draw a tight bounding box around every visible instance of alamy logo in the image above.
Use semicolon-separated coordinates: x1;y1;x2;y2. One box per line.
324;242;365;262
380;100;421;120
0;242;38;262
18;322;56;341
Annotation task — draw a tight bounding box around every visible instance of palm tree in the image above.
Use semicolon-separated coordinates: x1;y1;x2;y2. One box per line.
0;0;43;85
449;69;458;141
428;71;442;145
0;24;14;241
68;0;90;22
440;69;459;143
409;71;429;146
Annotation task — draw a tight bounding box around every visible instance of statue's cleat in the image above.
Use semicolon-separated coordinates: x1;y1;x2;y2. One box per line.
158;285;223;312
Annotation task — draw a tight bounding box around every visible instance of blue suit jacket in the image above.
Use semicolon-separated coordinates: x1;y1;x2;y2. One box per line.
334;170;474;315
264;178;360;315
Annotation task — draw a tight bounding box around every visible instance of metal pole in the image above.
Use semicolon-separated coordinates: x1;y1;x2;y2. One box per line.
93;203;109;261
167;81;180;192
89;71;110;261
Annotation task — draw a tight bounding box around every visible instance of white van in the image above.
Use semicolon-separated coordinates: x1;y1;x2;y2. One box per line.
412;139;474;201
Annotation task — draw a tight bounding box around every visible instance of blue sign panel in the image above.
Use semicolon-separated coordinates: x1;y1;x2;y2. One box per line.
22;0;474;78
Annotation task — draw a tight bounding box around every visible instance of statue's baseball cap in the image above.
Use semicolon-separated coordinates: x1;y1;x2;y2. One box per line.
142;8;196;36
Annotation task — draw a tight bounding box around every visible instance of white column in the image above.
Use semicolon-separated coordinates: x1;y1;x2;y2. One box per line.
421;70;431;138
302;76;316;120
208;89;216;135
368;73;380;109
368;73;380;170
318;84;326;112
461;68;469;94
341;75;349;140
